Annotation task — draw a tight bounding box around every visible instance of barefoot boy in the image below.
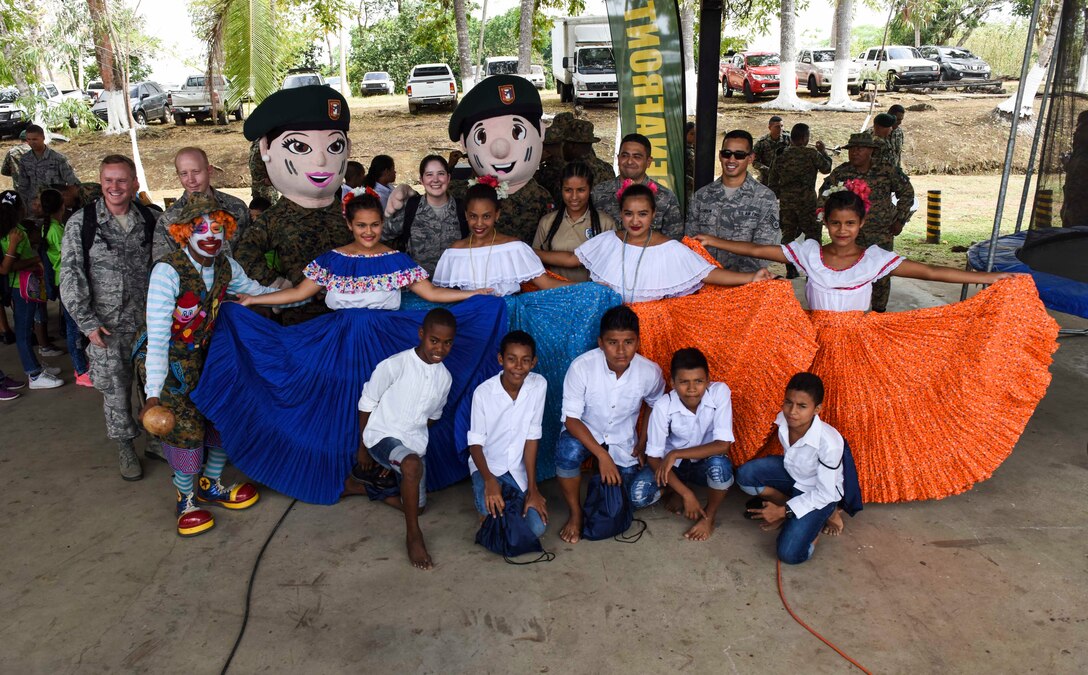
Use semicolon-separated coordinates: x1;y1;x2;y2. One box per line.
736;372;843;564
466;330;548;538
631;348;734;541
556;305;665;544
354;308;455;570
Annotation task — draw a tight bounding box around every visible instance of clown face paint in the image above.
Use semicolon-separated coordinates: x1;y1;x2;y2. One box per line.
461;115;542;191
261;130;350;208
188;214;226;260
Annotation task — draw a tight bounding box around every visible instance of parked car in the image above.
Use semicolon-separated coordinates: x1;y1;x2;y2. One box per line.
405;63;457;114
528;64;546;89
918;46;992;81
282;71;324;89
796;48;861;95
91;81;171;125
722;51;794;102
0;88;29;139
86;80;105;104
855;46;940;91
171;74;244;125
361;71;395;95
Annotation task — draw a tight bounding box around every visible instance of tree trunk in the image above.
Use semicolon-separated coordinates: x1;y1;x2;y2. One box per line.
998;0;1062;118
517;0;533;74
454;0;473;88
914;23;920;48
87;0;130;132
680;0;697;115
761;0;809;110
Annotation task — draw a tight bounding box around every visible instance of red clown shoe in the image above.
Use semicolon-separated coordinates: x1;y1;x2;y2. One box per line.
177;490;215;537
197;476;260;510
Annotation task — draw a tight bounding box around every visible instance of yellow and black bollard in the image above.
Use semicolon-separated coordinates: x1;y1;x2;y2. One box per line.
1030;189;1053;229
926;190;941;244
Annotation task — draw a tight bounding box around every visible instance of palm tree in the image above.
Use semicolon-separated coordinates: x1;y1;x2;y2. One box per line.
761;0;810;110
87;0;130;132
517;0;534;74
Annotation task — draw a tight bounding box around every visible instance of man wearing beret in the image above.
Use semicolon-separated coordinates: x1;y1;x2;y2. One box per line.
442;75;554;244
233;85;353;325
869;113;902;170
818;133;914;312
889;105;906;169
752;115;791;185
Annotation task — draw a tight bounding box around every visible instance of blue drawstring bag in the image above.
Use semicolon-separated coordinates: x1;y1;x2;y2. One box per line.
580;475;646;542
840;439;864;517
475;482;553;564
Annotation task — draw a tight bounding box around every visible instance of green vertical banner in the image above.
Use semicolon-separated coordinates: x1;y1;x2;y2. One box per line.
605;0;688;213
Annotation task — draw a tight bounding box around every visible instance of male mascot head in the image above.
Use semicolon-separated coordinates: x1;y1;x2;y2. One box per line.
243;85;351;208
448;75;543;193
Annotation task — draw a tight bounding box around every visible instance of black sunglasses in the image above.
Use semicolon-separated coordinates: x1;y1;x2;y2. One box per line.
719;150;752;159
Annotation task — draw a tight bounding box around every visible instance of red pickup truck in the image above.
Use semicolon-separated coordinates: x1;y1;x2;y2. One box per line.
721;51;795;102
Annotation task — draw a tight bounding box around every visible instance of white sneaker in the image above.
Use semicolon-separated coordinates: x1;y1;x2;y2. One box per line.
29;371;64;389
42;365;62;376
38;346;65;357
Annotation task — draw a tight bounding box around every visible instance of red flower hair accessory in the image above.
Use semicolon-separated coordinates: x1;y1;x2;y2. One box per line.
467;175;509;199
616;178;658;200
341;186;382;213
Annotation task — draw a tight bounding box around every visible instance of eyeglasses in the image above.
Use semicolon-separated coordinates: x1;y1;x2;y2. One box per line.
719;150;751;159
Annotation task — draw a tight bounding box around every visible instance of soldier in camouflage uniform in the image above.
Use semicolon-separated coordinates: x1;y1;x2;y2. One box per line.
752;116;791;185
17;124;79;205
889;104;906;169
446;75;555;245
60;155;157;480
248;139;279;204
591;133;684;239
870;113;901;170
818;133;914;312
768;123;832;276
564;119;615;188
1;130;29;190
685;129;780;272
234;85;354;325
534;115;570;205
152;147;251;261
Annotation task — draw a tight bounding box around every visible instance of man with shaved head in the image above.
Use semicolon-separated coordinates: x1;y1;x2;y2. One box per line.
151;146;250;260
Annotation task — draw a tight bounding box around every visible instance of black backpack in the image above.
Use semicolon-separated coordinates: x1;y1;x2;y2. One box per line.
389;195;469;252
80;201;159;280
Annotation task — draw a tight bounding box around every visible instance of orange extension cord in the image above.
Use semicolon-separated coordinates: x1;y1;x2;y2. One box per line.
776;560;873;675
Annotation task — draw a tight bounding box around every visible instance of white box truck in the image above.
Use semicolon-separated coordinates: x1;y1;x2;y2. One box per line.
551;17;618;105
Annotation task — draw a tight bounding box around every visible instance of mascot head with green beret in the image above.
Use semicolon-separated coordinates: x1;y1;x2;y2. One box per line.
448;75;543;194
244;85;351;208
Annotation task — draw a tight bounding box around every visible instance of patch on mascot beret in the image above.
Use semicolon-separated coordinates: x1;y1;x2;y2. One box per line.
244;85;351;141
448;75;542;142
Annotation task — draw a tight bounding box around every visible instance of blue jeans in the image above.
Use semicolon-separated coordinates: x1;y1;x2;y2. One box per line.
367;437;427;508
11;294;42;376
628;455;734;508
62;303;88;375
470;471;547;538
554;430;656;508
736;456;836;565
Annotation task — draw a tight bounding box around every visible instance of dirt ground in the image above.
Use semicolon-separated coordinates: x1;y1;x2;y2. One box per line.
2;87;1040;268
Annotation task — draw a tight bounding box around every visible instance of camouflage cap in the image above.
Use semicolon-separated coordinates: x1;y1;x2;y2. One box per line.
844;132;882;149
243;85;350;141
565;119;600;144
170;193;232;227
447;74;543;142
544;111;576;143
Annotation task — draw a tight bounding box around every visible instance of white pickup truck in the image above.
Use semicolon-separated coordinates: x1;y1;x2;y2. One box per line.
171;74;244;125
405;63;458;114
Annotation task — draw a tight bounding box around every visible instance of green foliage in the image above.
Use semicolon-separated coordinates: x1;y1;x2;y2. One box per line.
960;20;1031;78
348;1;458;93
15;93;103;133
888;0;1003;47
850;24;889;56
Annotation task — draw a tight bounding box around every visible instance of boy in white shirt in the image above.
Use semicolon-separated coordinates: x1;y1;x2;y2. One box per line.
737;372;844;564
467;330;548;538
353;308;455;571
631;348;734;542
556;305;666;544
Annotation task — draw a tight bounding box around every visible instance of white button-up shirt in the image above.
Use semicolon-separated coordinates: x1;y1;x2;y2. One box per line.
466;372;547;491
561;348;665;468
646;382;734;467
778;412;845;518
358;348;452;456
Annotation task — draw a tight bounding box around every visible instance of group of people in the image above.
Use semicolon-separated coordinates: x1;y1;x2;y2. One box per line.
0;77;1058;572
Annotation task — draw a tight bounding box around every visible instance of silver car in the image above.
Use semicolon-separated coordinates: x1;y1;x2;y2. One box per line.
796;49;861;95
361;71;395;95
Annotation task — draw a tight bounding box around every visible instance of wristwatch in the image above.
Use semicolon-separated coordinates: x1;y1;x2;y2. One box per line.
784;504;796;519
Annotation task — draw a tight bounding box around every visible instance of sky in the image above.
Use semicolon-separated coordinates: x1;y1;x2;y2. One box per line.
138;0;889;86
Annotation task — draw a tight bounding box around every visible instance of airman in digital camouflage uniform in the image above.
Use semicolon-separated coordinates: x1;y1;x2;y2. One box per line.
768;123;832;276
752;115;791;184
233;85;354;325
818;133;914;312
564;119;615;187
591;132;684;239
447;75;554;244
60;154;158;480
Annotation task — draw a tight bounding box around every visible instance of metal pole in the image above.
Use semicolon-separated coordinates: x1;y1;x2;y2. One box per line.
693;0;723;193
985;0;1044;272
1013;57;1057;233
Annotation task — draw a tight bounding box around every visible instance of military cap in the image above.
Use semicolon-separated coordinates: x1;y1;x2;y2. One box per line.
874;113;897;128
844;132;881;149
448;74;543;142
544;111;575;143
171;193;234;227
566;119;600;144
243;85;350;141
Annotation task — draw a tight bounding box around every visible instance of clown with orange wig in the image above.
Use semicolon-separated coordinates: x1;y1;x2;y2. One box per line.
134;193;289;537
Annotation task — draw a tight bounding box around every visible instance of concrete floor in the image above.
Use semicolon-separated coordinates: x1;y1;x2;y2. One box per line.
1;278;1085;674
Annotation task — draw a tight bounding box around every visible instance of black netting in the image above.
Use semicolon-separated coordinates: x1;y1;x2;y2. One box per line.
1036;0;1088;228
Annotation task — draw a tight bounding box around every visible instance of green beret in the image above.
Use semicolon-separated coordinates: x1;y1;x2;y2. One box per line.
448;75;542;142
844;132;881;149
243;85;350;141
874;113;897;128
